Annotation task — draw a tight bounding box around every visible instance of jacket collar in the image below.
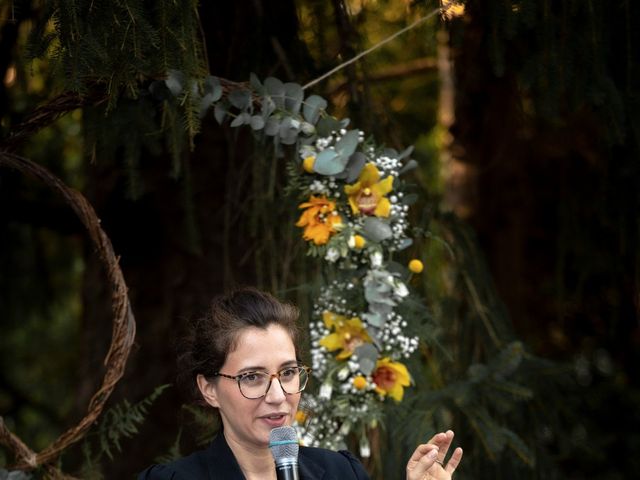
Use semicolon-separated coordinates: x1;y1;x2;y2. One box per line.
205;434;326;480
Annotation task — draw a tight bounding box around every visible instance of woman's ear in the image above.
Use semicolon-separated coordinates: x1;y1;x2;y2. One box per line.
197;374;220;408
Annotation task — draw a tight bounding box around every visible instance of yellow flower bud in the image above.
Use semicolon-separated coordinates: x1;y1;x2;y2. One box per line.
408;259;424;273
353;235;366;249
295;410;308;424
353;375;368;390
303;156;315;173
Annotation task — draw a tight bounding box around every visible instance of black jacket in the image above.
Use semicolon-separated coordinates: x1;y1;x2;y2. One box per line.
138;433;370;480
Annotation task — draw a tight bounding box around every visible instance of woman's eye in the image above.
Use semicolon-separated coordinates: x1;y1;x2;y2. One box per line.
242;373;259;383
281;368;296;378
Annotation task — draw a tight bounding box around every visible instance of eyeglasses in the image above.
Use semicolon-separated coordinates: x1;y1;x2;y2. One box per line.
212;365;312;399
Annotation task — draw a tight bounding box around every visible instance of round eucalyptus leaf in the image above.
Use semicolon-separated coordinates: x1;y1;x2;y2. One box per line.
303;94;328;124
313;149;348;176
362;217;393;242
264;77;285;108
363;311;386;328
198;92;216;119
203;76;222;102
261;96;276;118
250;115;265;131
344;152;367;183
354;344;379;376
335;130;360;157
265;117;280;136
230;112;251;128
165;69;185;96
214;103;228;125
284;82;304;114
396;237;413;251
316;115;342;137
250;72;264;93
229;89;251;110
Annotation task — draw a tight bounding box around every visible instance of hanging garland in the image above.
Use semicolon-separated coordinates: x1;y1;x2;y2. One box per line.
151;72;427;455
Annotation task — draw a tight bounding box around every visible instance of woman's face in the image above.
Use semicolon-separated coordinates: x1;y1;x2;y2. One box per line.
199;324;301;449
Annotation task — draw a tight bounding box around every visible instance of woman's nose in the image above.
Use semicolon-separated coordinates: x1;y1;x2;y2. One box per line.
264;377;286;402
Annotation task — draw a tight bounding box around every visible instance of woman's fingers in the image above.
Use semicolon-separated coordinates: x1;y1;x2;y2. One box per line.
406;444;439;479
428;430;454;465
406;431;462;480
445;447;463;475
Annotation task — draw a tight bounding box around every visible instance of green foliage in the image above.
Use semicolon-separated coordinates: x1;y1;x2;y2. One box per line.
77;384;170;476
25;0;206;106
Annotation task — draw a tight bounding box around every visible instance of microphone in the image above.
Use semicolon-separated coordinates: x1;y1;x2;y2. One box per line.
269;426;300;480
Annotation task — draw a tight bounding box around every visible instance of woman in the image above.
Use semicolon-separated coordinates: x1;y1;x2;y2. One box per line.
139;288;463;480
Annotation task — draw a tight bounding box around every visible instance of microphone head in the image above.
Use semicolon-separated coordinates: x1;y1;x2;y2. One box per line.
269;426;299;461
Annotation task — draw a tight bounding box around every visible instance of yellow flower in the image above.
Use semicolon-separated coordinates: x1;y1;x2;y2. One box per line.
295;410;308;424
344;163;394;217
408;259;424;273
372;358;411;402
319;311;373;360
296;196;343;245
349;234;366;249
303;156;315;173
353;375;368;390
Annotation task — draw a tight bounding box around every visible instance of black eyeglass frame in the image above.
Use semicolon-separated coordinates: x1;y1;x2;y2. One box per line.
211;364;312;399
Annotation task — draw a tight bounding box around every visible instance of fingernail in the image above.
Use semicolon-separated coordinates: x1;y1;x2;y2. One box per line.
428;449;438;459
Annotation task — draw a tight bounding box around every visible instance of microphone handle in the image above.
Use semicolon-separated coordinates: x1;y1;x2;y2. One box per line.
275;462;299;480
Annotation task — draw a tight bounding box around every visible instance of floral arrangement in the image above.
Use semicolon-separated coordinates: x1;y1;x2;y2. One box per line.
290;124;423;455
170;73;426;455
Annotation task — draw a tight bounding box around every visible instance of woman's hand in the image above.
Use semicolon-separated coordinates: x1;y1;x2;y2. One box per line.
406;430;463;480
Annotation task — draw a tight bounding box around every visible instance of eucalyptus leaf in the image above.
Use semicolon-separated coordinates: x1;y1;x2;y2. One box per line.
399;145;415;159
230;112;251;128
229;89;251;110
165;69;185;96
399;159;418;174
396;237;413;251
198;92;216;118
335;130;360;157
264;77;285;108
249;72;263;93
303;95;327;124
316;115;342;137
383;147;399;159
354;344;379;376
344;152;366;183
402;193;418;205
261;96;276;118
250;115;265;130
362;217;393;242
284;82;304;113
363;311;386;328
214;103;228;125
203;76;222;102
313;149;348;175
265;117;280;136
279;116;301;145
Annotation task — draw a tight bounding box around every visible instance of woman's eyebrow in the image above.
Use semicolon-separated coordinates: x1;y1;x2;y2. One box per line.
235;360;298;374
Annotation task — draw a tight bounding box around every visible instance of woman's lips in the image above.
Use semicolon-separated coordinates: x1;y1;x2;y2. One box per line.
260;413;288;427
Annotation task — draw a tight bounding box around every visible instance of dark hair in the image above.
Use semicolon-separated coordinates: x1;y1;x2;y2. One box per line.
177;287;300;405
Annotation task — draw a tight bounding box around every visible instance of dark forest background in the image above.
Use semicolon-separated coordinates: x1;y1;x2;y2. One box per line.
1;0;639;478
